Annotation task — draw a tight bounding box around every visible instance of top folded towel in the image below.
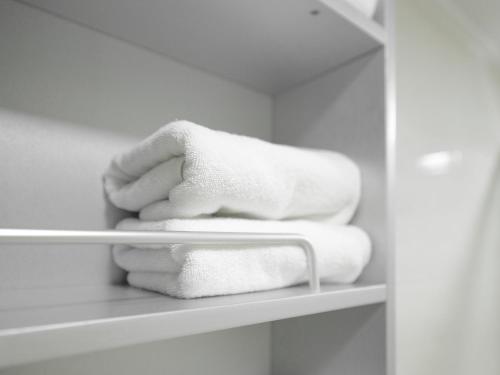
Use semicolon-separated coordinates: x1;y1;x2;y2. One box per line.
104;121;361;222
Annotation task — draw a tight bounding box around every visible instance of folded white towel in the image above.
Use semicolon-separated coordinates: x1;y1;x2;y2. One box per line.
104;121;361;223
113;218;371;298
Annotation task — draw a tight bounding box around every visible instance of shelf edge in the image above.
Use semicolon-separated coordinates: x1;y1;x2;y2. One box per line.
0;284;385;369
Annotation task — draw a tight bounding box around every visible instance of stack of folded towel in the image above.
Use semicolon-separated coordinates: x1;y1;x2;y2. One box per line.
103;120;371;298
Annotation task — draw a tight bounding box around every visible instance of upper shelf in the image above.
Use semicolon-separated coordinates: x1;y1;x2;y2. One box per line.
0;283;385;368
20;0;386;94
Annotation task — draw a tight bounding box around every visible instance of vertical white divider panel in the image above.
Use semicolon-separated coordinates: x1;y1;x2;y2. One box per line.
273;49;386;284
271;43;387;375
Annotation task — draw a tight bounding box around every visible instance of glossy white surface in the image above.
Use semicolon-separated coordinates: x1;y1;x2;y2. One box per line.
451;0;500;59
396;1;500;374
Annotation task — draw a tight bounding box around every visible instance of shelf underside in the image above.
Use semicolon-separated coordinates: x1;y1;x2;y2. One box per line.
20;0;385;93
0;283;385;368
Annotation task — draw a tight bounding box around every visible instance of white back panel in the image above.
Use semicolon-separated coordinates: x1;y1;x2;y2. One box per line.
0;324;270;375
0;111;133;288
272;305;385;375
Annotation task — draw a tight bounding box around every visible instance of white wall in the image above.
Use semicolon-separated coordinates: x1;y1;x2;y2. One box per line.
395;1;500;374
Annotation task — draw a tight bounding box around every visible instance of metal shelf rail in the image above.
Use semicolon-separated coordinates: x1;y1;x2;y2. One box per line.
0;229;320;292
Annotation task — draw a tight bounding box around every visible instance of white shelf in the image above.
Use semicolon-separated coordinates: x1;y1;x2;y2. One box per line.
0;283;385;368
20;0;385;93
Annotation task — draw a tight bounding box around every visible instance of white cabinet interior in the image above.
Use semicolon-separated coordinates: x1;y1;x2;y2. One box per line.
0;0;391;373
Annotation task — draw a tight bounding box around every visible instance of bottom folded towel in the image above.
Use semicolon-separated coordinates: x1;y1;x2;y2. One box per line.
114;218;371;298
